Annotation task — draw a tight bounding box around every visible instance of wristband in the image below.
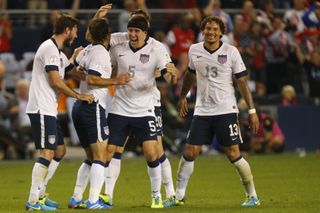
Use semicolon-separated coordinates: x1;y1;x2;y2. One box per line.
248;108;256;114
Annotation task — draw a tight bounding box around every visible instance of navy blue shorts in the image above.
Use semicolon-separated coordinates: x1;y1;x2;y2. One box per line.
187;113;243;147
154;107;163;136
72;101;109;148
107;113;157;147
28;113;64;150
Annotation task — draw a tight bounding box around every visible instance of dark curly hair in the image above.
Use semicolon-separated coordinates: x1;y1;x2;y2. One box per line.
200;16;225;35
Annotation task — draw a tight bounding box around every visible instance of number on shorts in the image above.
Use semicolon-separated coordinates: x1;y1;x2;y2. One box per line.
229;124;239;136
148;120;156;132
155;115;162;128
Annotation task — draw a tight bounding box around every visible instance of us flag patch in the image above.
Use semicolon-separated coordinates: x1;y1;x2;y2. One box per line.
139;54;149;64
218;55;227;64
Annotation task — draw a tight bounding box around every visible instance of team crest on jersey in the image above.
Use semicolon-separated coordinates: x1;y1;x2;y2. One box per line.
139;54;149;64
218;55;227;64
48;135;56;144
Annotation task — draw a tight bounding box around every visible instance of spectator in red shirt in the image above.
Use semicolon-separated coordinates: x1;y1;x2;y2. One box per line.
281;84;298;106
0;13;12;53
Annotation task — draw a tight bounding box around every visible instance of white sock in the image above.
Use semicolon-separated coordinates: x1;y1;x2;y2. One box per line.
88;161;105;203
176;155;194;200
28;160;49;205
147;160;161;198
233;157;257;198
160;156;175;198
105;158;121;197
39;158;60;198
73;161;91;202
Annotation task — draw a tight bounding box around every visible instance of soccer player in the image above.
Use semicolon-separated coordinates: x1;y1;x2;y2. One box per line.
25;15;94;211
94;6;178;208
104;16;177;208
67;18;131;209
176;16;261;207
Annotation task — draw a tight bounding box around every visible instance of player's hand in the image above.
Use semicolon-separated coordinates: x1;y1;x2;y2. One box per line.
154;69;161;78
94;4;112;18
164;63;179;84
70;46;84;63
177;97;188;117
77;93;94;104
248;113;259;134
115;72;132;85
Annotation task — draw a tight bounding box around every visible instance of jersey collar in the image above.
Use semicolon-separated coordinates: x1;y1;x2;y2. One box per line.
129;35;149;53
50;38;61;53
203;41;223;54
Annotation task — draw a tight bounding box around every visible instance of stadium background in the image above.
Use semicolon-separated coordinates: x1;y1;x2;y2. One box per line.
0;0;319;212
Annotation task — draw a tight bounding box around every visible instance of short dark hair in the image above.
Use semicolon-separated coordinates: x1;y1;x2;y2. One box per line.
54;15;79;35
89;18;110;43
200;16;225;34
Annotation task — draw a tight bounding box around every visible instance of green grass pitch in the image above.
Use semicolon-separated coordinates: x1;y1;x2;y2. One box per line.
0;153;319;213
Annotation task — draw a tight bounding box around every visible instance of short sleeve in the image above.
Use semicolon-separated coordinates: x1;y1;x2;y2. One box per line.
231;48;246;74
88;51;112;78
110;32;129;46
43;46;60;72
188;47;195;71
155;44;171;71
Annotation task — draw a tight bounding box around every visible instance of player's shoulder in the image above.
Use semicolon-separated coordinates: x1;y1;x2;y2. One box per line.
38;39;58;54
148;37;165;49
221;42;238;53
189;42;203;52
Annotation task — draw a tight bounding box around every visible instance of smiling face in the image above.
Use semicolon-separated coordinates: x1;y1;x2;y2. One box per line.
128;27;147;48
202;21;222;45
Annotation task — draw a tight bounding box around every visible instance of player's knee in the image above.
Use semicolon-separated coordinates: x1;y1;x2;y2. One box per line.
184;145;201;160
54;148;66;159
40;149;55;161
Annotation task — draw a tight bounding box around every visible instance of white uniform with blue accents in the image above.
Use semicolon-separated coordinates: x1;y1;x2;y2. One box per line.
26;38;70;117
188;42;246;116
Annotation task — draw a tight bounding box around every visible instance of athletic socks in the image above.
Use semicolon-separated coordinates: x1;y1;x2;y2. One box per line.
232;156;257;198
28;157;50;205
159;154;175;198
88;160;105;203
147;159;161;198
176;155;194;200
105;152;122;197
72;160;91;202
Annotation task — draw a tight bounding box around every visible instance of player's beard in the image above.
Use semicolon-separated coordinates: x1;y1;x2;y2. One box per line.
63;35;74;48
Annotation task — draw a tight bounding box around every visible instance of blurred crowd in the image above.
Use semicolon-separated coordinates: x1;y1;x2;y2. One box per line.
0;0;320;159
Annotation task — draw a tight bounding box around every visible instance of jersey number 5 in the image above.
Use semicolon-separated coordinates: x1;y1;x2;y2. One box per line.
128;65;135;78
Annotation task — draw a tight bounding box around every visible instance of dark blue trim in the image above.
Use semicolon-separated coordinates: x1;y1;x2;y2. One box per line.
50;38;61;52
88;69;102;77
45;65;59;72
53;157;62;162
161;68;167;76
105;161;110;167
84;160;92;166
235;70;248;79
159;154;167;163
74;60;79;67
183;154;194;162
37;157;50;167
231;155;243;163
113;152;122;160
65;63;74;73
92;160;105;167
147;159;160;168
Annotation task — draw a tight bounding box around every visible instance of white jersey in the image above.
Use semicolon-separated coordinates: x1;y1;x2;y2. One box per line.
110;34;171;107
109;39;170;117
26;38;70;117
188;42;247;116
76;44;112;109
